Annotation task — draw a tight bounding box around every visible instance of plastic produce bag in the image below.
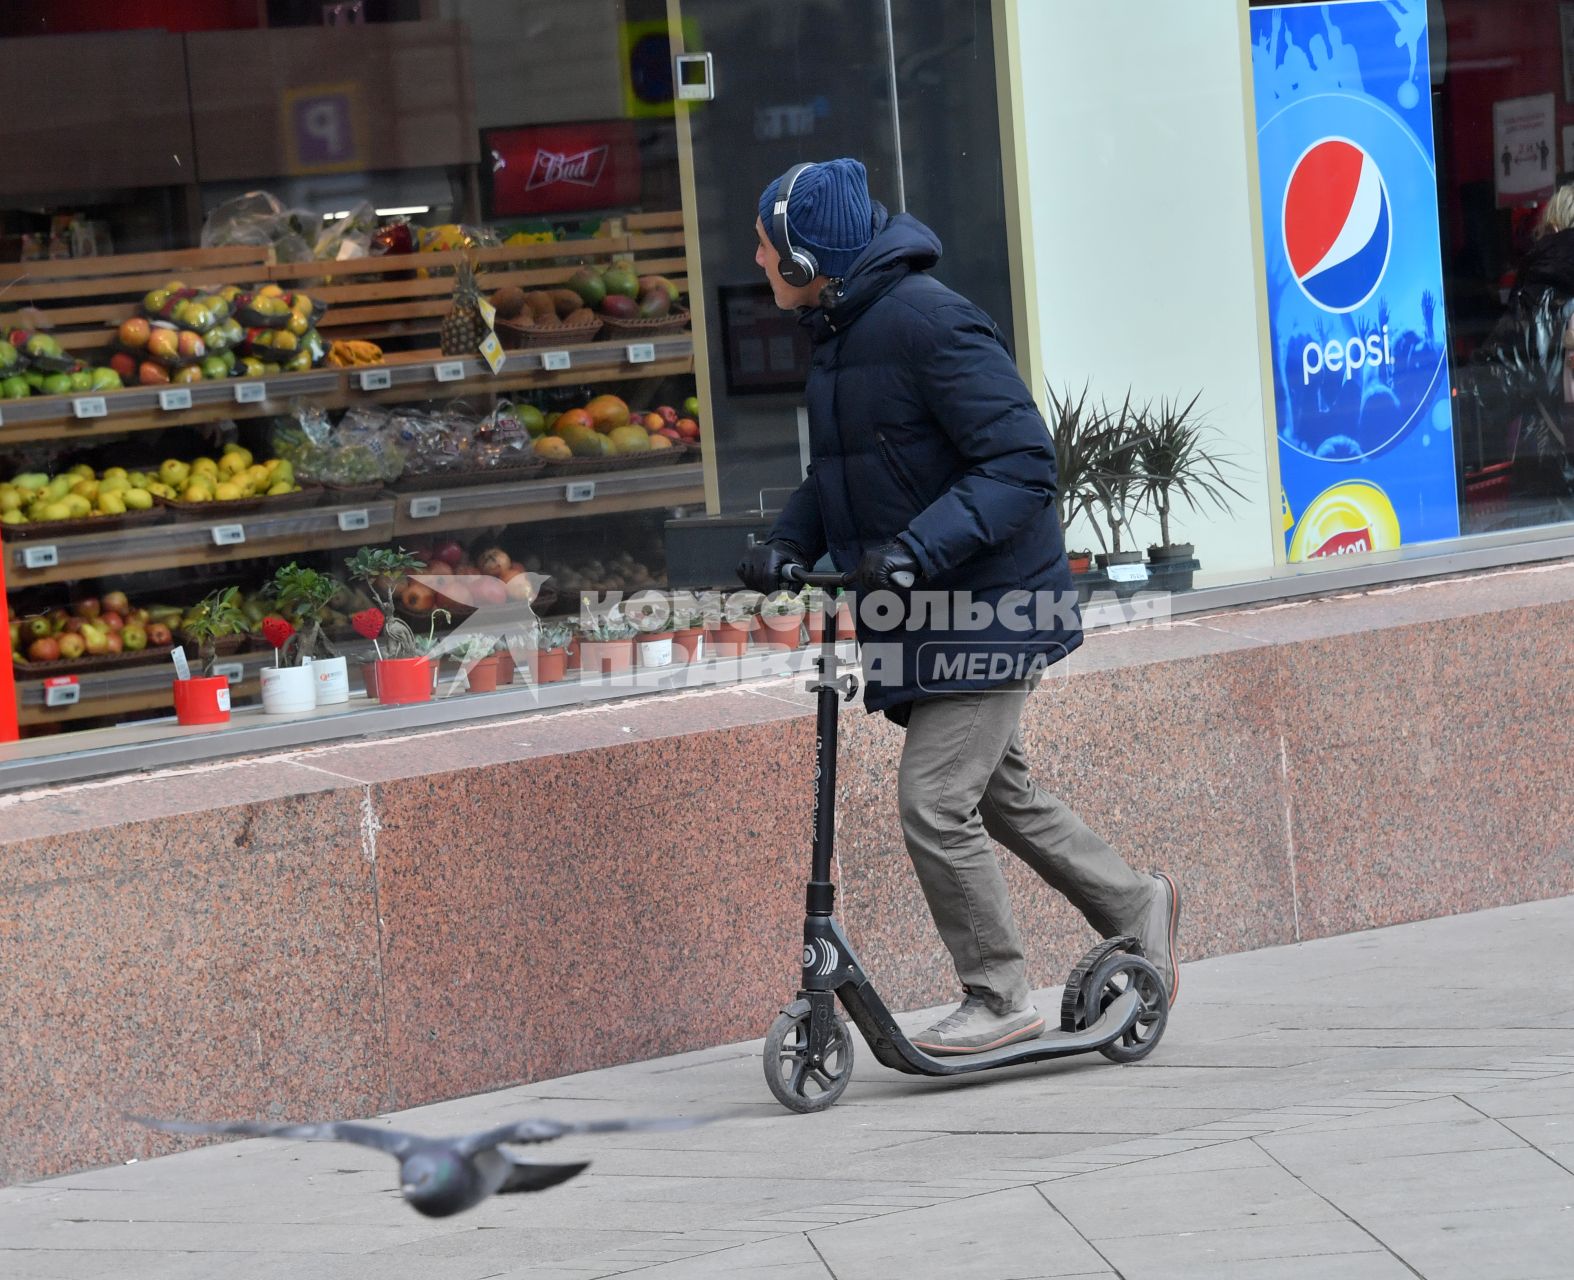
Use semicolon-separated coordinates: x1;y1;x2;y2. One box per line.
472;400;533;469
270;405;405;486
388;403;477;474
200;191;317;263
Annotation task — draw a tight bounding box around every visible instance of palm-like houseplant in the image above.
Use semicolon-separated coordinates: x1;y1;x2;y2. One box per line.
1083;392;1149;568
1046;382;1106;569
1134;392;1245;566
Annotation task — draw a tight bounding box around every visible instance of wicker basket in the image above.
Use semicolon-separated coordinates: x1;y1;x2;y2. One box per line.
160;484;325;518
12;643;179;679
2;503;171;541
497;316;603;349
393;459;547;492
537;443;691;476
596;307;691;340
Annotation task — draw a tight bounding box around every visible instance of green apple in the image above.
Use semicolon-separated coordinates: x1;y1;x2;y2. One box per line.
90;367;122;391
24;370;44;390
42;373;73;396
0;340;17;370
24;332;62;359
2;375;28;399
201;355;227;381
69;370;93;392
682;395;699;418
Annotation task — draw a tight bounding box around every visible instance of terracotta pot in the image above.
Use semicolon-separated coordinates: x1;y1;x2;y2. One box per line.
532;646;568;683
172;675;230;726
360;661;379;700
834;601;855;641
713;617;757;657
805;611;826;644
1068;552;1094;575
758;611;805;650
581;637;635;675
465;654;501;693
376;656;433;704
565;634;581;670
672;625;706;662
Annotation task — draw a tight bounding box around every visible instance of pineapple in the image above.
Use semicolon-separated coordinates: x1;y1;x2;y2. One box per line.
440;258;487;355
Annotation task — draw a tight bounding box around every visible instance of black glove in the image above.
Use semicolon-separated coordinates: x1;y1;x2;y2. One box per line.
736;540;808;593
854;538;921;592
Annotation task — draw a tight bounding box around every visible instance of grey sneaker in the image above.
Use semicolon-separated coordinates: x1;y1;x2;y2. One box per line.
1133;871;1182;1007
912;993;1044;1056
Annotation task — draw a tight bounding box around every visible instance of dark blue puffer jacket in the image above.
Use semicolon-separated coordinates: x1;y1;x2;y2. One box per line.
769;212;1082;716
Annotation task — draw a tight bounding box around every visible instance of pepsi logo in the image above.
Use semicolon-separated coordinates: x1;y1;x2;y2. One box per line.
1283;138;1392;314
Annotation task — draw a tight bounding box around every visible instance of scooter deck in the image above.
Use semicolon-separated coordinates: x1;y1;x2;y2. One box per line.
838;980;1143;1077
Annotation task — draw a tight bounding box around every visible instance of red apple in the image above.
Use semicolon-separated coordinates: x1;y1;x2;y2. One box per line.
109;352;137;381
139;361;170;386
47;606;70;629
101;612;124;633
105;632;124;655
656;406;679;429
675;417;700;440
26;637;60;663
146;623;173;647
102;591;129;616
60;617;85;635
56;633;86;660
659;427;682;441
432;540;464;566
118;317;151;349
72;597;101;620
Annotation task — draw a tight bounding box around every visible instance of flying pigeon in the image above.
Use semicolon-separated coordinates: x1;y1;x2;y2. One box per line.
130;1111;706;1217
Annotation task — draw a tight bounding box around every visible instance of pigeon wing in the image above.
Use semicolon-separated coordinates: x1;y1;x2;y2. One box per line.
457;1114;708;1156
495;1156;591;1195
129;1114;418;1157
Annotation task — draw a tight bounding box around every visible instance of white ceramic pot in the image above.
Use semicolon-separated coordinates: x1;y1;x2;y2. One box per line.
637;634;674;668
312;655;349;705
260;664;317;715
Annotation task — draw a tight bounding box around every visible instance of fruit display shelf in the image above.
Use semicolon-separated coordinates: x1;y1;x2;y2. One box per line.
0;336;694;445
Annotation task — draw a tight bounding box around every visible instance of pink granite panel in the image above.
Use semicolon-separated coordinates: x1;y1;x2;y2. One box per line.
0;788;383;1185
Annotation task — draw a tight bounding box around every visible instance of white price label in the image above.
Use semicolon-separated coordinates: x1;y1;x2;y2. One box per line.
358;368;392;391
565;481;597;503
434;360;465;383
170;648;191;681
1106;563;1150;584
213;662;244;684
234;381;267;404
44;678;80;708
158;387;193;411
626;343;656;364
211;523;247;546
477;296;497;328
216;687;232;712
72;396;107;419
21;544;59;569
337;508;370;532
479;331;507;374
540;350;572;372
409;495;443;519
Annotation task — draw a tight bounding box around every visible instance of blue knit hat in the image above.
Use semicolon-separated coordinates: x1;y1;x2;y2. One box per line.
757;158;874;281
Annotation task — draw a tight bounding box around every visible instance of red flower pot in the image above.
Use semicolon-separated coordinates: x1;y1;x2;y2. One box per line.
758;612;804;650
466;654;501;693
376;656;433;704
805;611;826;644
565;635;582;671
713;617;757;657
496;649;516;685
581;638;635;675
172;676;230;726
672;625;706;662
531;646;568;683
360;661;379;700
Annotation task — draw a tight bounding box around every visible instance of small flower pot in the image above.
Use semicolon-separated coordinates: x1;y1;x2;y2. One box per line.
636;630;675;668
376;656;433;704
360;661;379;700
581;637;635;675
1147;542;1195;563
672;626;706;662
496;649;516;685
834;601;855;641
758;611;805;650
1068;551;1094;575
172;675;230;726
1095;550;1144;571
531;646;568;684
565;634;582;671
260;664;317;715
713;616;757;657
312;656;349;706
805;611;827;644
465;654;502;693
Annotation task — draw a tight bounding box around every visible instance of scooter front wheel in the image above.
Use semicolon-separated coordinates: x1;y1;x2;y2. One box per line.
764;1000;854;1113
1063;949;1168;1064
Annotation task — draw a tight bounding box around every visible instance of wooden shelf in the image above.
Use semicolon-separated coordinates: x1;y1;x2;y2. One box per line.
0;337;694;446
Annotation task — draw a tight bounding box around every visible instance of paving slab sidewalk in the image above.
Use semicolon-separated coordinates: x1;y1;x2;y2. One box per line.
7;896;1574;1279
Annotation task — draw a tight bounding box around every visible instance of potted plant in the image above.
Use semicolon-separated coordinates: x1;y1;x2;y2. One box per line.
624;591;676;668
1135;392;1243;593
530;620;574;684
834;588;856;641
671;600;709;663
346;546;451;703
172;586;247;726
578;609;637;676
256;615;316;715
713;590;760;657
1046;382;1107;577
757;588;806;651
451;632;503;694
267;561;347;706
803;586;830;644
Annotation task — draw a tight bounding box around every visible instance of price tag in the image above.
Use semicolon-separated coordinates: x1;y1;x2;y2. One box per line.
72;396;108;419
357;368;392;391
337;508;370;532
22;544;59;570
540;350;572;372
1106;563;1150;584
234;381;267;404
170;647;191;682
43;676;80;708
213;662;244;684
626;342;656;364
434;360;465;383
479;331;507;374
216;687;232;712
158;387;193;411
477;296;497;328
565;480;597;503
211;523;247;546
409;495;443;519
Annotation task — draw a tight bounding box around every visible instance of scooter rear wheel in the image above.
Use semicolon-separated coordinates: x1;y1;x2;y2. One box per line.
1063;949;1168;1064
764;1000;854;1113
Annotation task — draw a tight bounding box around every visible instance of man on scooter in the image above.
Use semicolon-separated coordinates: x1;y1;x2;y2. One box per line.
738;157;1182;1055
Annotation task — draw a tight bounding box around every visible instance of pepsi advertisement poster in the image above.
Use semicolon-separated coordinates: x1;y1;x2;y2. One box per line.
1251;1;1460;561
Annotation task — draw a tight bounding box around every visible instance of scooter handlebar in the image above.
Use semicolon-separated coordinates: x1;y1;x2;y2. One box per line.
780;566;915;590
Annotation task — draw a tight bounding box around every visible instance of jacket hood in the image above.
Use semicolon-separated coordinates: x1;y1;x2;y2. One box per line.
801;211;942;341
1517;227;1574;299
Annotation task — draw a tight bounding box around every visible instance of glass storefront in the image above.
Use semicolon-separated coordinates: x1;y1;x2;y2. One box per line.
2;0;1571;780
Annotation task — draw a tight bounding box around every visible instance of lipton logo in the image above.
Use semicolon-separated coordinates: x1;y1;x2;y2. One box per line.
526;146;608;191
1308;527;1372;558
1288;480;1400;564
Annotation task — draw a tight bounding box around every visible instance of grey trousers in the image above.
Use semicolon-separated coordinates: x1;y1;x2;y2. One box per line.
896;677;1153;1012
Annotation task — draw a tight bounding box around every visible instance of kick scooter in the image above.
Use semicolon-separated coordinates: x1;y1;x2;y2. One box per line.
762;567;1170;1114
